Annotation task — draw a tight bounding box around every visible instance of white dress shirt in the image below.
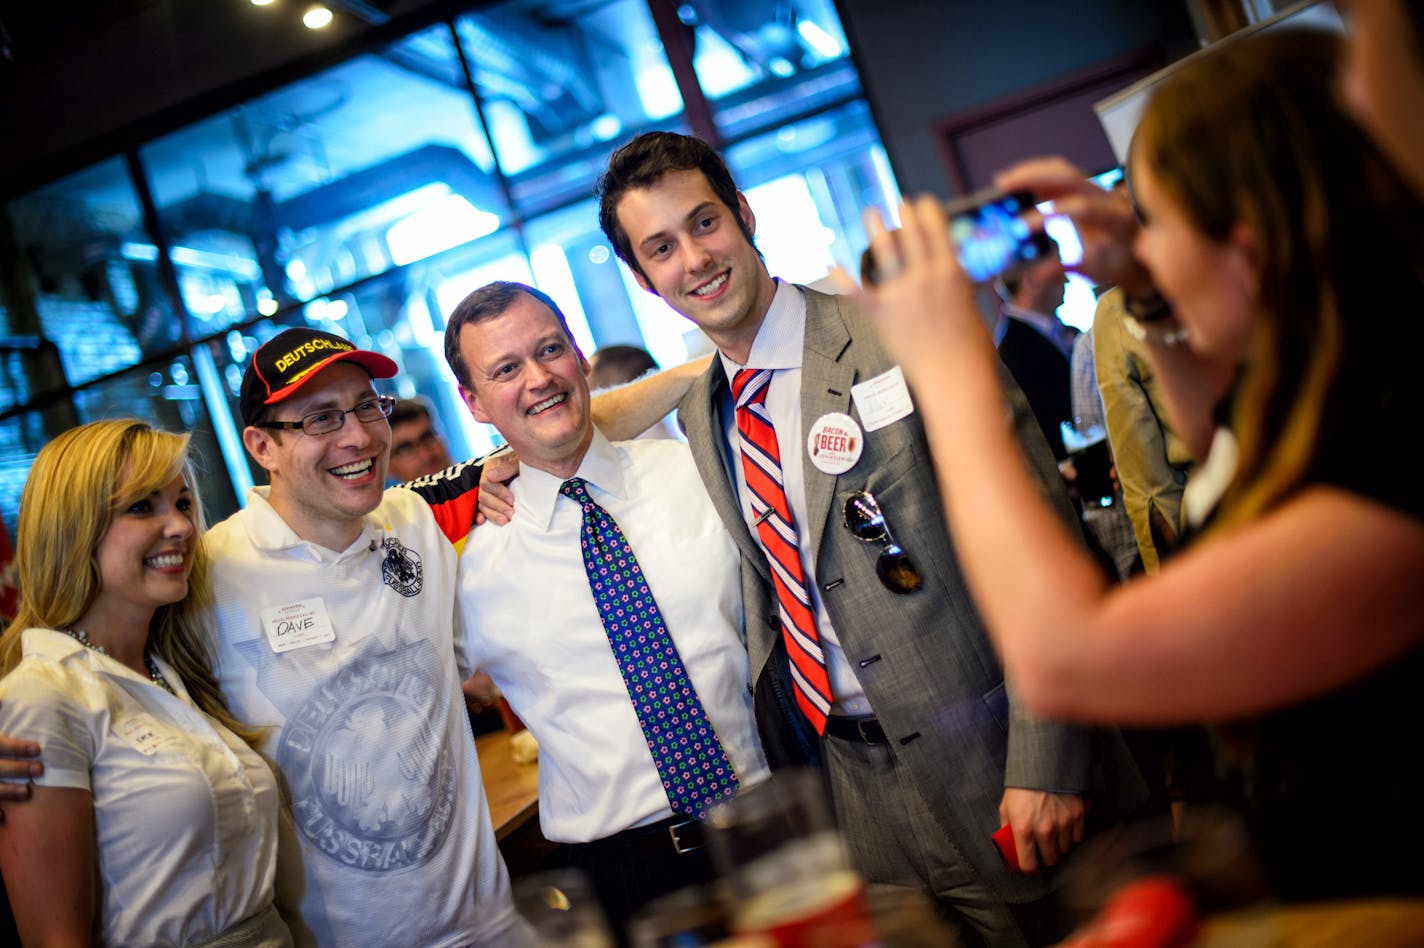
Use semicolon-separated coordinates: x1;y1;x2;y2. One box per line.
457;430;769;843
0;628;288;947
205;487;528;948
717;279;872;715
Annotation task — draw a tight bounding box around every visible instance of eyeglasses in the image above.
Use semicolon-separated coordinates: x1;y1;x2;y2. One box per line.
391;427;441;458
259;395;395;436
842;490;922;595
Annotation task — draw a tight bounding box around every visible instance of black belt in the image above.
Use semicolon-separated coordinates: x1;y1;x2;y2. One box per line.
824;715;889;745
576;814;705;857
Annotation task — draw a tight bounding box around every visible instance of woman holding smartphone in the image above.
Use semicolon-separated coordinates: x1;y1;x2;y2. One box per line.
0;420;291;946
844;29;1424;900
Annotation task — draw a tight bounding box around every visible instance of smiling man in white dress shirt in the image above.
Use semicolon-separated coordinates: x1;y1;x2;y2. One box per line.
444;281;768;939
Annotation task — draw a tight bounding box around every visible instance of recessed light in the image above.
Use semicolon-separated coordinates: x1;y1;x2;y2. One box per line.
303;5;333;29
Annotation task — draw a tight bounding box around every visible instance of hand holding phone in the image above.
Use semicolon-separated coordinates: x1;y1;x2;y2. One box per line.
944;188;1055;284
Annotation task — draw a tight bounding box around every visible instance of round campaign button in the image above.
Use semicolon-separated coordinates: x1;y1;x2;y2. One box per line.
806;412;864;475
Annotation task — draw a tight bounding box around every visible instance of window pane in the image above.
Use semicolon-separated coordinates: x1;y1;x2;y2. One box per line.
0;404;78;542
5;158;180;387
140;24;505;329
457;0;685;217
725;101;901;284
685;0;860;139
71;355;241;524
0;358;239;542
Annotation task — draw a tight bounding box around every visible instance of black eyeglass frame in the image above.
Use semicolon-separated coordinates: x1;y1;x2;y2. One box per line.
842;489;923;595
257;394;396;437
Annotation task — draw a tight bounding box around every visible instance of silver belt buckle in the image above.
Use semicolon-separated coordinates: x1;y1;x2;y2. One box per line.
668;819;702;854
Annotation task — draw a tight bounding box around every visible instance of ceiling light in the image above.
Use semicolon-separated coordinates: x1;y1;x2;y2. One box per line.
250;0;277;7
303;5;333;29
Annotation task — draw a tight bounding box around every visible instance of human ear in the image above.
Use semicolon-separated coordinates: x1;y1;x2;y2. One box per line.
242;426;280;475
461;385;493;425
738;192;757;238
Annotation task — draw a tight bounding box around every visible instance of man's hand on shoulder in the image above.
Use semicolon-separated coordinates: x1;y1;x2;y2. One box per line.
0;716;44;818
475;450;519;526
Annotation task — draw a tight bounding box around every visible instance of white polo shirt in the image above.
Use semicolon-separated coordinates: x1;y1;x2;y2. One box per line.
204;486;526;948
0;628;287;946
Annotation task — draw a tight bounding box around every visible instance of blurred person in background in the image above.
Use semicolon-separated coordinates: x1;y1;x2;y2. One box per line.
848;28;1424;902
994;238;1075;460
0;420;291;946
386;397;456;483
1092;287;1195;573
589;344;682;440
589;343;659;390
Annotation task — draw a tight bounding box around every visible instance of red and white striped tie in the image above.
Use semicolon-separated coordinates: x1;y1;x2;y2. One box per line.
732;368;833;734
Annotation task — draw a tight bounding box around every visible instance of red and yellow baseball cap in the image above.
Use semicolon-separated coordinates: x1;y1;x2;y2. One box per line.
240;328;398;426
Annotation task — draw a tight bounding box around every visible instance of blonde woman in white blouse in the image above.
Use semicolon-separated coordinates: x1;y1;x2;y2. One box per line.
0;420;291;947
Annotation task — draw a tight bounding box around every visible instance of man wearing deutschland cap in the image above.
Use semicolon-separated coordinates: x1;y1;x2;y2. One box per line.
0;326;700;944
204;326;535;946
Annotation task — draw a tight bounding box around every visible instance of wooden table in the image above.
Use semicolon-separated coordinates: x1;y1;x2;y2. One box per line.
476;730;540;841
1195;898;1424;946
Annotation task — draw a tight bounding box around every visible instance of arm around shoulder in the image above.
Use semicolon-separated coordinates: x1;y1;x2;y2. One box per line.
591;355;712;440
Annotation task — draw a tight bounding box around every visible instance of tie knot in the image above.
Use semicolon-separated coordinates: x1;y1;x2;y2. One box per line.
560;477;592;505
733;368;771;409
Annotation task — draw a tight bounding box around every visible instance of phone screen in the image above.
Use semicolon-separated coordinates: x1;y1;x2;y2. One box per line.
946;189;1050;283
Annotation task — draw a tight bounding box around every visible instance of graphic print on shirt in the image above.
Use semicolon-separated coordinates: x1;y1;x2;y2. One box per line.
381;538;423;598
278;637;454;872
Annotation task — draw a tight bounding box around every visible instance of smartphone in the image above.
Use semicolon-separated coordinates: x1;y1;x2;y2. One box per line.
944;188;1055;284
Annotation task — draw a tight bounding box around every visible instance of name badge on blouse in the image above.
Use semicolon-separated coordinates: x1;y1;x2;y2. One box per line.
116;715;184;756
851;366;915;432
261;597;337;653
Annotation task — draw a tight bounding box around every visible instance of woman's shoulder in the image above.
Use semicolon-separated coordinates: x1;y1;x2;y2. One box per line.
0;629;100;705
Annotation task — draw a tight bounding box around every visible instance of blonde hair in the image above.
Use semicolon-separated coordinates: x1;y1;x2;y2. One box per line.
4;420;262;747
1132;30;1424;526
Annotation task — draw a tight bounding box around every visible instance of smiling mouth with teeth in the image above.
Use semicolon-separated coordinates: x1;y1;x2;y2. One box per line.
330;458;375;479
691;272;729;297
145;552;186;569
528;393;567;415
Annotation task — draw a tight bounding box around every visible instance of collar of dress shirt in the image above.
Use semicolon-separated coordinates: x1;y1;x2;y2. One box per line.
516;427;628;532
1000;302;1069;354
716;278;806;380
238;485;382;560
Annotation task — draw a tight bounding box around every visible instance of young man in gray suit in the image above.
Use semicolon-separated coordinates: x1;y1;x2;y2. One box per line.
597;132;1145;946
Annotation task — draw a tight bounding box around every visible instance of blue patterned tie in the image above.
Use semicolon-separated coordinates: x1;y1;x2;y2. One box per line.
560;477;739;818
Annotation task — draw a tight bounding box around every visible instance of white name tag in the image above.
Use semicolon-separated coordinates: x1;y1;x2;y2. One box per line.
262;597;337;653
116;715;184;756
851;366;915;432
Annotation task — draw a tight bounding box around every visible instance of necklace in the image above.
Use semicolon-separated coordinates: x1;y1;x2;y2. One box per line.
63;628;177;696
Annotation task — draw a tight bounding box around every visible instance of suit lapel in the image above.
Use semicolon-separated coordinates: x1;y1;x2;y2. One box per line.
799;290;857;557
683;359;770;585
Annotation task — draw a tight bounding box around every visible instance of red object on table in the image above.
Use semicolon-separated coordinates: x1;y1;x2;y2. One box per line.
1058;875;1199;948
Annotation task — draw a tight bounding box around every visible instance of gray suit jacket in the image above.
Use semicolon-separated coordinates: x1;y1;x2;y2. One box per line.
679;287;1146;902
